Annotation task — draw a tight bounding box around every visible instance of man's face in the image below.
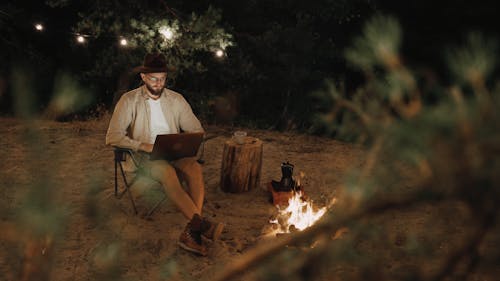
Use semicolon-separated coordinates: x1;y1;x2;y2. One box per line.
141;72;167;97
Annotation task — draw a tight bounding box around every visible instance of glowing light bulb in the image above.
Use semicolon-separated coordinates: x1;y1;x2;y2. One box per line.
119;38;128;46
34;23;44;31
76;35;85;43
215;49;224;58
159;26;173;40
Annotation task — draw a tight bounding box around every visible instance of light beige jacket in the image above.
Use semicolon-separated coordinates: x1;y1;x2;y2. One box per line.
106;86;204;170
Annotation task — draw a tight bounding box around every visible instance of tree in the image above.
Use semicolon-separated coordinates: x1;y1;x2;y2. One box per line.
0;0;234;116
213;14;500;281
47;0;233;107
209;0;375;129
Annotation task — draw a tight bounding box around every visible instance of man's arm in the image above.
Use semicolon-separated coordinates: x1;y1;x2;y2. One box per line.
105;97;144;151
177;97;204;133
138;143;154;153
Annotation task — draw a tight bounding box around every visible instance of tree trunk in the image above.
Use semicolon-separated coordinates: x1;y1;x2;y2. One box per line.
220;137;263;193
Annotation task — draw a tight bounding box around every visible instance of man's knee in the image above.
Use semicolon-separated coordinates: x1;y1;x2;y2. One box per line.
149;160;177;179
176;157;202;172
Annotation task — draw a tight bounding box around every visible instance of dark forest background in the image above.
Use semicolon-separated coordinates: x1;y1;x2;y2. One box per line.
1;0;499;131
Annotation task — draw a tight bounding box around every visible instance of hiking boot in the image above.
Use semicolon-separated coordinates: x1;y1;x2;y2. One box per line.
201;217;224;241
178;214;207;256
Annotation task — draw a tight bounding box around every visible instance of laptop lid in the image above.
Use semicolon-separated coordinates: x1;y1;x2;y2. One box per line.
150;132;204;161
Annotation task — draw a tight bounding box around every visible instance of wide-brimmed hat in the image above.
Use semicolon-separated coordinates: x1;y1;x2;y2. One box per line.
133;53;172;73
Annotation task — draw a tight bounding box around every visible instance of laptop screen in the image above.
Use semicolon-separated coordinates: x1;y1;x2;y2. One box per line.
150;132;204;161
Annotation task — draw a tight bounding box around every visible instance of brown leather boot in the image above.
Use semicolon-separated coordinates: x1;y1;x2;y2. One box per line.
178;214;207;256
200;217;224;241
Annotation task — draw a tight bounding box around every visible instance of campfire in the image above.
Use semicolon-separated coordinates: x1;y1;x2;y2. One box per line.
266;163;334;237
269;190;329;235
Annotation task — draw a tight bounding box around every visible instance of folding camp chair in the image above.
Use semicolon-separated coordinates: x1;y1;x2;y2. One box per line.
113;138;207;217
113;147;166;217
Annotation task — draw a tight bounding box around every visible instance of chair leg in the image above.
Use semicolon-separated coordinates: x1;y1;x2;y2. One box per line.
113;156;165;218
114;160;118;197
117;162;138;215
144;193;167;218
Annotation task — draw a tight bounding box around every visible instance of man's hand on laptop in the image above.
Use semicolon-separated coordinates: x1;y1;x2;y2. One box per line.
139;143;154;153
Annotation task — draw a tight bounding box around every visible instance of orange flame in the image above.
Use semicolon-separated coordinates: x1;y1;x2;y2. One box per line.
270;191;327;234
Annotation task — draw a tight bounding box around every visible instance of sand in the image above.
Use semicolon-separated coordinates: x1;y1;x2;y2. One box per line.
0;116;363;280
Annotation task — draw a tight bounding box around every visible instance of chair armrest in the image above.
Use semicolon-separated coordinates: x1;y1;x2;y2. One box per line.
113;147;139;166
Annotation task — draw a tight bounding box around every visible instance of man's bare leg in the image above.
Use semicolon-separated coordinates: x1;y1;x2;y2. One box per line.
174;157;224;241
173;157;205;213
148;160;200;219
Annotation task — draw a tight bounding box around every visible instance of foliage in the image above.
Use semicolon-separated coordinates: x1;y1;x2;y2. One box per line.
344;14;402;72
445;33;497;87
214;15;500;281
1;0;234;115
313;14;422;141
208;0;375;130
67;1;235;114
1;0;376;126
71;4;233;77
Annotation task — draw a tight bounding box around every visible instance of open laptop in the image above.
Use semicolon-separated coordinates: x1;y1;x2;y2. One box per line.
150;132;204;161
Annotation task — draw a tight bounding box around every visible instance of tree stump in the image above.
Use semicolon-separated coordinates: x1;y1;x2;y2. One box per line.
220;137;263;193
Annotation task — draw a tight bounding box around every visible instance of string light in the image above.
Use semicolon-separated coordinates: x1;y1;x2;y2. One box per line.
159;26;173;40
34;23;44;31
29;22;231;59
215;49;224;58
76;35;85;43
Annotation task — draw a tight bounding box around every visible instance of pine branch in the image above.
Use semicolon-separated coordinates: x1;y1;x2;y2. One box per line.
360;135;384;179
429;212;496;281
336;98;372;127
0;222;19;242
0;222;54;281
212;186;446;281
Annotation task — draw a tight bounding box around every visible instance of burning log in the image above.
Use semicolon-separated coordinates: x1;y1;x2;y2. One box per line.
266;162;329;236
220;137;263;193
269;190;327;234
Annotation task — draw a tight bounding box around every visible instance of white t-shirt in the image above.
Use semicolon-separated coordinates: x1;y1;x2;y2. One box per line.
148;98;171;143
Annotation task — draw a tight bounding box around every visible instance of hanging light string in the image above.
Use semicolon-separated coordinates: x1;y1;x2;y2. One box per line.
1;5;229;57
31;20;132;47
30;16;228;57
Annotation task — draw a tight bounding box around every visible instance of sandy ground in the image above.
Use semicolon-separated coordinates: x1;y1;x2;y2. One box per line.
0;116;364;280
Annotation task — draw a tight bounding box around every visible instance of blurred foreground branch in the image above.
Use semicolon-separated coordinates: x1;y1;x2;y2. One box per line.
225;14;500;281
213;186;445;281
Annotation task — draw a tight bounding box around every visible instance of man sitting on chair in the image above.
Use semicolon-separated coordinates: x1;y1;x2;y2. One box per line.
106;53;223;256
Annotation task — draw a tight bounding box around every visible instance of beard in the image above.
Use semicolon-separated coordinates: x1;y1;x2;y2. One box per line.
146;84;163;97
